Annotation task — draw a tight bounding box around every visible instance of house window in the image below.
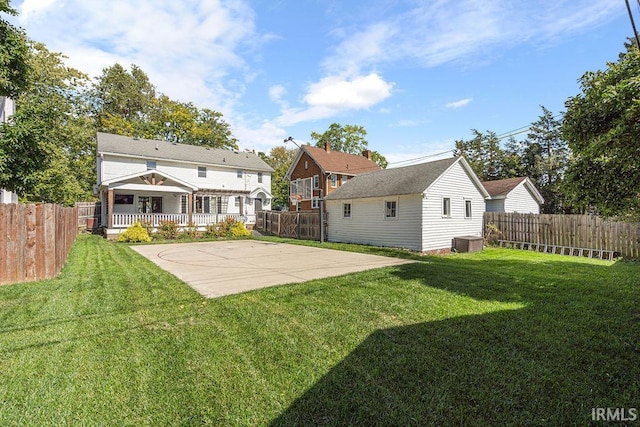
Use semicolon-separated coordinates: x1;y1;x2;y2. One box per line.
385;200;397;219
234;197;240;207
146;160;156;170
258;172;263;183
195;196;212;214
443;197;451;217
343;203;351;218
330;174;337;188
138;196;163;213
341;175;347;185
304;160;308;170
313;175;319;189
237;169;243;178
465;199;472;218
198;166;206;178
180;195;188;214
312;197;320;209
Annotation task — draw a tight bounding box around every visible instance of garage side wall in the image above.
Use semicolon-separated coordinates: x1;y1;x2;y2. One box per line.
422;161;486;251
327;195;422;251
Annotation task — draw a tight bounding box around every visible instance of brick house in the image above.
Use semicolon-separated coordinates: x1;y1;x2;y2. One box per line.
285;142;381;211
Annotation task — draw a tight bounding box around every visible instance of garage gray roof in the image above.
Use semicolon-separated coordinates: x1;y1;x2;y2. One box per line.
324;157;459;200
96;132;274;172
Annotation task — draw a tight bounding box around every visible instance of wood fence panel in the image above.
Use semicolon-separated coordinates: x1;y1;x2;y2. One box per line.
0;203;78;285
254;211;321;241
484;212;640;260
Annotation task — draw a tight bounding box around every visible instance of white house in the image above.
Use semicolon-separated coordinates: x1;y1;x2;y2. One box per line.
324;156;490;252
482;177;543;214
95;132;273;237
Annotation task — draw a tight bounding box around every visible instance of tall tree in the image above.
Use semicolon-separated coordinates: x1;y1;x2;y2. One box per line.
310;123;388;168
0;0;30;97
92;64;238;149
522;106;569;213
562;45;640;218
454;130;506;181
263;146;296;209
0;42;95;204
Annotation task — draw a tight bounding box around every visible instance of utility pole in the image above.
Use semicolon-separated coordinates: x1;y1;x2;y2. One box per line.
625;0;640;49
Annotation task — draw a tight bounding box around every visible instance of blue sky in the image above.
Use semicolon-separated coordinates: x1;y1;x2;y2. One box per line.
10;0;633;164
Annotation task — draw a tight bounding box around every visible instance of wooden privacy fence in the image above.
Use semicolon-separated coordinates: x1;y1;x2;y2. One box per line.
256;211;322;240
76;201;100;231
484;212;640;259
0;203;78;285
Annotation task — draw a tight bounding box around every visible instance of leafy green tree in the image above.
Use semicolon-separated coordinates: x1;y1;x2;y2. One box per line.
0;42;95;204
310;123;388;168
562;45;640;218
263;146;296;209
0;0;30;97
523;106;569;213
454;130;506;180
92;64;238;149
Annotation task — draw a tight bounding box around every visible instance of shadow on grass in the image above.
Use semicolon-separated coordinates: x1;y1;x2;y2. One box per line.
271;255;640;426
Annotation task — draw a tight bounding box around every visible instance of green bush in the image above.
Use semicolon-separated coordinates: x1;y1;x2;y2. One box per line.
203;217;251;238
179;222;199;239
117;222;152;243
202;223;217;239
229;221;251;237
157;220;179;240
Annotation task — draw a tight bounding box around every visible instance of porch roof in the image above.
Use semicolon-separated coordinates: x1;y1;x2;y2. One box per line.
100;169;198;191
248;187;273;199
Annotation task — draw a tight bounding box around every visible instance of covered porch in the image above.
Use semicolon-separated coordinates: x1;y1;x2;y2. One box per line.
98;170;254;238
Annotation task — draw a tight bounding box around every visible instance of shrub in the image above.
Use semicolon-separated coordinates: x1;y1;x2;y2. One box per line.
179;222;198;239
229;221;251;237
202;223;217;239
157;220;179;240
484;223;502;246
210;216;251;238
118;222;152;243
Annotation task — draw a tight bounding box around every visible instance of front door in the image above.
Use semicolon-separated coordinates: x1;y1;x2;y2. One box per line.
255;198;263;212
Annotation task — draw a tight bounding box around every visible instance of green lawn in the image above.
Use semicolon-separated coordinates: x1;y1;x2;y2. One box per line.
0;235;638;426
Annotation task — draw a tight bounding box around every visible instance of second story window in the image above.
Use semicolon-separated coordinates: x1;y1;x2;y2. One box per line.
313;175;319;189
330;174;337;188
146;160;156;170
198;166;206;178
258;172;263;183
237;169;243;178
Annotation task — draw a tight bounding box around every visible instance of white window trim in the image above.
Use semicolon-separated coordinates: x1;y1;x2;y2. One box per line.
342;202;352;219
384;199;398;220
312;197;320;209
442;197;451;218
330;174;337;188
198;166;206;178
464;198;472;219
313;175;319;189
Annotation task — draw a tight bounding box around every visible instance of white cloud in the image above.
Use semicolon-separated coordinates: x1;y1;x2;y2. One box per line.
19;0;59;20
274;73;394;126
445;98;472;109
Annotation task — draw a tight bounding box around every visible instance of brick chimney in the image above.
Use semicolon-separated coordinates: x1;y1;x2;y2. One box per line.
324;141;331;152
362;149;372;160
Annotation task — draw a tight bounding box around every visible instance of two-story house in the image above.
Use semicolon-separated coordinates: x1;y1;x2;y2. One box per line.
285;142;380;211
95;132;273;238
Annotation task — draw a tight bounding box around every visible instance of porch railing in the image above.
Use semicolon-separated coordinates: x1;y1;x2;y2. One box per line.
110;213;255;228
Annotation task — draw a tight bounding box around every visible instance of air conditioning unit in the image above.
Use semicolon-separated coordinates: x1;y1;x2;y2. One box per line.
453;236;484;253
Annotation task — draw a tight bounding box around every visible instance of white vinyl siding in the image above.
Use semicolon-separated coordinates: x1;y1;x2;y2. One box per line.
503;183;541;213
327;195;422;251
422;161;485;251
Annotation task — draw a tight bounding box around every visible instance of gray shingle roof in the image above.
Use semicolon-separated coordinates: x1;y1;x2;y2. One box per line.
96;132;274;172
324;156;459;200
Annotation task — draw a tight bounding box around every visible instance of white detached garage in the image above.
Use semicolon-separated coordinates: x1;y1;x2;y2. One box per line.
324;156;490;253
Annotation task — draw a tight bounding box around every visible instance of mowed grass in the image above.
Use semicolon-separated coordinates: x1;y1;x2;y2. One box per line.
0;235;638;426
